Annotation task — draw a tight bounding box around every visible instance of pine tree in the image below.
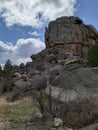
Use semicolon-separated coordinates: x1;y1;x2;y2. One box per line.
4;59;12;79
88;41;98;67
0;65;2;79
4;59;12;72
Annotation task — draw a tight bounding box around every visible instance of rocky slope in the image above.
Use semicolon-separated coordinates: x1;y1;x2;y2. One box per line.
4;16;97;105
29;16;98;101
0;16;98;129
29;17;98;128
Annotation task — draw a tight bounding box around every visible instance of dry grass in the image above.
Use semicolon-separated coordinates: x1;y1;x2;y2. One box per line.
0;97;39;129
0;95;98;130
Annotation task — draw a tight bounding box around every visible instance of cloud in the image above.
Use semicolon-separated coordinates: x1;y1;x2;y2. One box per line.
0;41;13;52
0;0;77;28
28;31;39;36
0;0;77;65
0;38;45;65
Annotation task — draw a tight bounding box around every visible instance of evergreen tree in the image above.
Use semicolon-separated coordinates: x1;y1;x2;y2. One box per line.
4;59;12;79
0;65;2;79
0;65;2;72
4;59;12;72
88;41;98;67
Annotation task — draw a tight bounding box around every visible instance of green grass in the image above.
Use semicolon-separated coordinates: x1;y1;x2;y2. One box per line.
0;98;38;123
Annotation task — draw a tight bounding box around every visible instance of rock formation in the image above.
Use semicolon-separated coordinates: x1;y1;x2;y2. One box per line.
1;16;98;102
1;16;98;129
45;16;98;58
30;17;98;103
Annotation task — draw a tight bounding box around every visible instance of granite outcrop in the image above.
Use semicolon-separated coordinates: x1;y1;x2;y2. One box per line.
45;16;98;59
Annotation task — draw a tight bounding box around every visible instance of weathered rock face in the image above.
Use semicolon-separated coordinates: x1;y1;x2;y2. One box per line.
45;65;98;102
45;16;98;58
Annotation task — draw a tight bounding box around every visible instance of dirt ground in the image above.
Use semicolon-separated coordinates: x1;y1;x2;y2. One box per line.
0;97;29;106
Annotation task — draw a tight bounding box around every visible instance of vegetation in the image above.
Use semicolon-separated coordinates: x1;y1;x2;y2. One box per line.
3;59;12;78
0;59;14;93
0;98;38;123
87;41;98;67
0;65;2;79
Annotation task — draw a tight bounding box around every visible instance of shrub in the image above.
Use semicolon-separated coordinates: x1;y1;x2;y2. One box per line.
0;78;14;93
0;79;6;93
33;88;69;120
87;41;98;67
0;65;2;78
5;78;14;92
6;89;20;102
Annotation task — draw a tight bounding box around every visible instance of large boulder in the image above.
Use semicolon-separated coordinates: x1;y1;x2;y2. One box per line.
30;74;47;90
45;66;98;102
45;16;98;59
6;81;32;101
14;81;31;92
80;123;98;130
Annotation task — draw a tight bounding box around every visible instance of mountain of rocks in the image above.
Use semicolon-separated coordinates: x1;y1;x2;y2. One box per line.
29;16;98;103
0;16;98;102
2;16;98;102
0;16;98;129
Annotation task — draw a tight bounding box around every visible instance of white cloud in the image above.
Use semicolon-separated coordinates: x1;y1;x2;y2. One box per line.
0;0;77;65
0;38;45;65
17;57;32;65
0;0;77;28
28;31;39;36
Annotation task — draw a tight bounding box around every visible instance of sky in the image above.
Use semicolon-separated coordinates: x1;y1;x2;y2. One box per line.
0;0;98;66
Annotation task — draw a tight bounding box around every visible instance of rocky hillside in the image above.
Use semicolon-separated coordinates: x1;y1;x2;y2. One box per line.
29;16;98;102
0;16;98;129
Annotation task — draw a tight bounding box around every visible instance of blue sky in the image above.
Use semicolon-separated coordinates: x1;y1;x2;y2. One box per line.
0;0;98;66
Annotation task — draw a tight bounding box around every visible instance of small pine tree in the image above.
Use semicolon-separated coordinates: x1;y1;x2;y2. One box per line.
88;41;98;67
0;65;2;79
4;59;12;72
0;65;2;72
4;59;12;79
3;59;13;92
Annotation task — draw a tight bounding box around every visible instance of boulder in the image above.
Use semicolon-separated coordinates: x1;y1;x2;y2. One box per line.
45;86;79;102
65;128;73;130
80;123;98;130
34;112;43;119
46;67;98;101
54;118;63;127
48;65;63;84
30;75;47;90
14;72;22;79
45;16;98;59
14;81;31;92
